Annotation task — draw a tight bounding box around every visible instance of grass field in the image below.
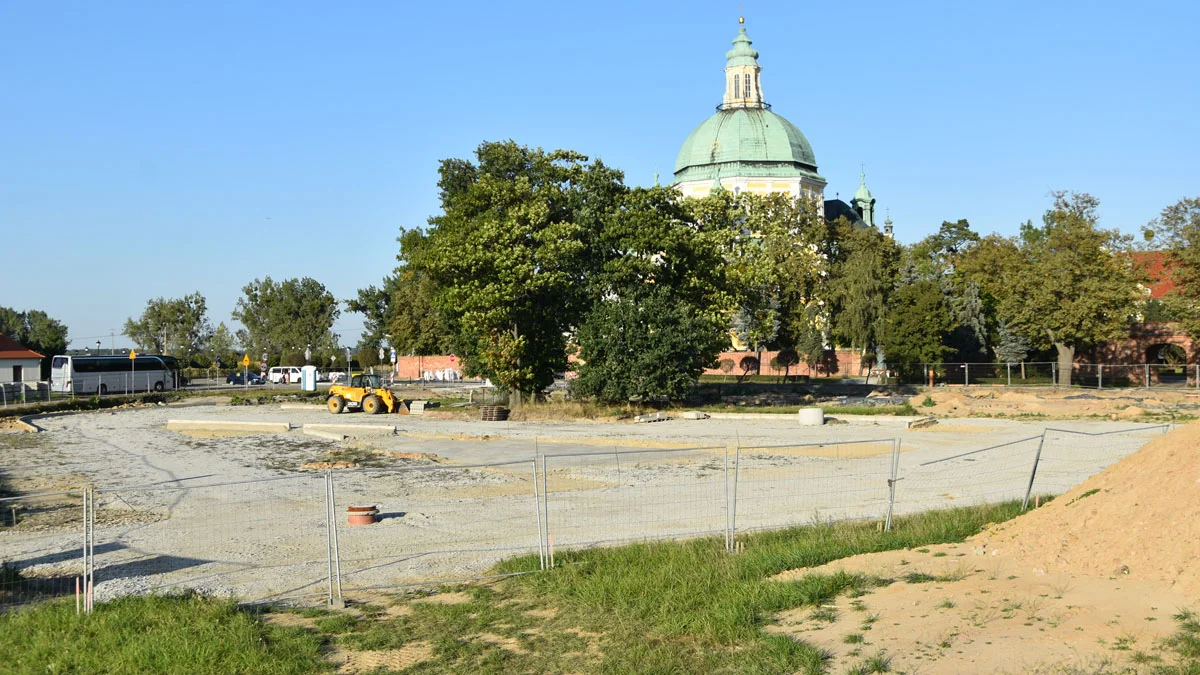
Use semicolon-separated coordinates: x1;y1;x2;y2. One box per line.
3;502;1197;674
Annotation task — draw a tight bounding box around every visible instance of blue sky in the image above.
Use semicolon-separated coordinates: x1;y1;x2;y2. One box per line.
2;1;1197;349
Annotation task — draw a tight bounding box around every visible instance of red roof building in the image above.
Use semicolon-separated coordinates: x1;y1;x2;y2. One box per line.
1131;251;1177;300
0;334;43;360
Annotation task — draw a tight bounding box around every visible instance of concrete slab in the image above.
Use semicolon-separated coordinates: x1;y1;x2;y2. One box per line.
302;428;348;441
303;423;396;436
166;419;292;433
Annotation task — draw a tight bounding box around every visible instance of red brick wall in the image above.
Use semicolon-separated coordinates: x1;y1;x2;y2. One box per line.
393;355;467;380
702;349;863;378
394;349;867;382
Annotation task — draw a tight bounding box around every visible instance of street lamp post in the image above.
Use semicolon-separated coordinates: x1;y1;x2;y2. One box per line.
304;345;312;365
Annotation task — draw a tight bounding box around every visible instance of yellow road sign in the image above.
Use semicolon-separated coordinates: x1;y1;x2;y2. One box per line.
129;349;137;359
241;354;251;367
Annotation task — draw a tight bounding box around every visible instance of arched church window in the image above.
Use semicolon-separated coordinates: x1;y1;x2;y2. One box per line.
733;75;739;98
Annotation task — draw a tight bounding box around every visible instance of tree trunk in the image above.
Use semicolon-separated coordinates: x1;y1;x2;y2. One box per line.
510;322;522;408
1054;343;1075;387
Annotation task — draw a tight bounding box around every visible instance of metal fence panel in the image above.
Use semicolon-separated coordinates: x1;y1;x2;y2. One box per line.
0;489;85;610
543;447;729;550
331;461;543;590
732;440;896;534
91;475;329;604
1032;425;1169;496
896;436;1045;515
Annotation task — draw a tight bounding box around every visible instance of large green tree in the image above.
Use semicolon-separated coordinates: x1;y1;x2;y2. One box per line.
414;141;624;403
231;277;340;356
123;292;212;355
1142;197;1200;339
960;192;1142;385
827;221;901;365
881;280;955;370
571;186;735;401
206;322;237;368
0;307;69;376
727;192;834;370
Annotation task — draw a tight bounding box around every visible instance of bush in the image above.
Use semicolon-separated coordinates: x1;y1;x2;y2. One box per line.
572;295;727;403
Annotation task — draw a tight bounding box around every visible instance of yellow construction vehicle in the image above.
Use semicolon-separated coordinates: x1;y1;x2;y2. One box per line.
326;374;408;414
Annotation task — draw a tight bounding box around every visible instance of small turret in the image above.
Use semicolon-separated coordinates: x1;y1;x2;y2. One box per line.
851;171;877;229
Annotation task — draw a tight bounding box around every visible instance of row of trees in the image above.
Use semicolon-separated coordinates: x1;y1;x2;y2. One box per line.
355;141;1197;398
123;277;342;369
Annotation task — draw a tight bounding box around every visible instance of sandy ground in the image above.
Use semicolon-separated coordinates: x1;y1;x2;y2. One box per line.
0;401;1169;606
912;387;1199;420
770;420;1200;673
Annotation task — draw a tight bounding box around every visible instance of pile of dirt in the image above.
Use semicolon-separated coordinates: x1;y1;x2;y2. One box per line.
766;421;1200;672
976;420;1200;595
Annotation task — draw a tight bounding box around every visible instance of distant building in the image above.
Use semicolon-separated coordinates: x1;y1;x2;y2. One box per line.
0;334;43;387
672;18;891;236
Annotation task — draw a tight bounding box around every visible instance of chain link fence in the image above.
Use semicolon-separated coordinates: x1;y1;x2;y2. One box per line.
892;362;1200;389
0;425;1170;611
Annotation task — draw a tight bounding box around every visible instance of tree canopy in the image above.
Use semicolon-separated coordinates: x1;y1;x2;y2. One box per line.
959;192;1142;384
1142;197;1200;339
232;277;339;356
413;140;625;402
123;292;212;355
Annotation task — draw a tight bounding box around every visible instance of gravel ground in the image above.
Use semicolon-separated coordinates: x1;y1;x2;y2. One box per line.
0;403;1165;605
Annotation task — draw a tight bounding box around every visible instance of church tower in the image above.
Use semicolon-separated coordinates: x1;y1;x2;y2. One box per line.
851;172;877;229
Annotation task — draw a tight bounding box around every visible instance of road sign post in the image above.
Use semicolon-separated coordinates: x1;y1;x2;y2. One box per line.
129;350;137;395
241;354;251;391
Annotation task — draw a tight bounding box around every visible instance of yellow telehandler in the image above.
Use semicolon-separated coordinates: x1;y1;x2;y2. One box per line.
326;374;408;414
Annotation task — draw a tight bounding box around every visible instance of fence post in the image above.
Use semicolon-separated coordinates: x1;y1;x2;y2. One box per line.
323;471;344;606
540;442;550;566
1006;363;1011;387
964;363;969;387
723;446;731;553
1021;432;1047;511
1195;364;1199;390
532;458;546;570
730;443;741;548
884;439;900;531
1098;365;1103;390
1051;362;1057;386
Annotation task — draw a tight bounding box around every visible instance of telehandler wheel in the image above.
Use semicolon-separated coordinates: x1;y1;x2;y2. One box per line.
363;395;383;415
328;395;346;414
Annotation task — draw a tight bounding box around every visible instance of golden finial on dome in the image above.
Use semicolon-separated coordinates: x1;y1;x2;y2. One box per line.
739;15;744;24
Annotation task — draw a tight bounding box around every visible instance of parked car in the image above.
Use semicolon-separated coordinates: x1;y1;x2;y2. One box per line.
226;373;264;385
328;372;348;385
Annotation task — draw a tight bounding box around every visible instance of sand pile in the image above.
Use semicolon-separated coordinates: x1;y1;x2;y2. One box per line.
976;420;1200;596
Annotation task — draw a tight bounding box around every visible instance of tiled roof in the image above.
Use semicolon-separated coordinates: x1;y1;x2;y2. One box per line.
0;334;44;360
1131;251;1177;300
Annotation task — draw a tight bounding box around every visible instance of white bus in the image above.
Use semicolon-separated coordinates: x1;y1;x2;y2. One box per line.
50;354;179;395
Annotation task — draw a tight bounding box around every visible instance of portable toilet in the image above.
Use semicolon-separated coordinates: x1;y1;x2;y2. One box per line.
300;365;318;392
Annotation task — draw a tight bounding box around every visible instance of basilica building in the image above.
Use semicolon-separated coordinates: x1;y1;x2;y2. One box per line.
673;18;891;236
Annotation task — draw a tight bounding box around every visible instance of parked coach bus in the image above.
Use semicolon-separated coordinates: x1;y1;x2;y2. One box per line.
50;354;179;394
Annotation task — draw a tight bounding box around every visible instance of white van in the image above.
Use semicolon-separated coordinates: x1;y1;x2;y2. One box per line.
267;366;303;384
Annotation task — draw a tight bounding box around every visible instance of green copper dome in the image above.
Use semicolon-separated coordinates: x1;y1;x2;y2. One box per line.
673;108;822;183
